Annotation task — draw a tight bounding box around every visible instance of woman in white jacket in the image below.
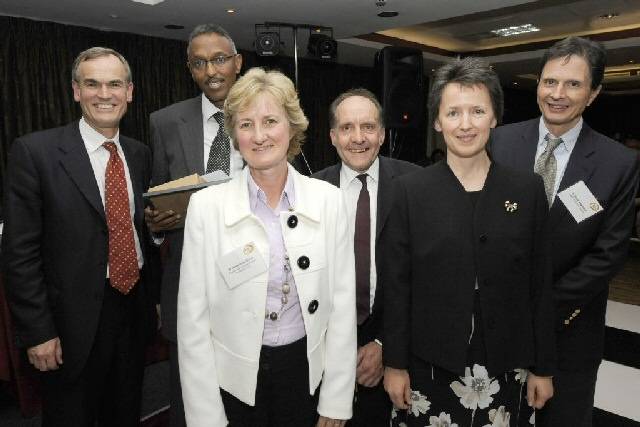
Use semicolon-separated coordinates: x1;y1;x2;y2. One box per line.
177;67;357;427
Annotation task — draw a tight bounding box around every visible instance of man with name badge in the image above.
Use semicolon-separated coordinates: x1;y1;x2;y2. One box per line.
491;36;639;427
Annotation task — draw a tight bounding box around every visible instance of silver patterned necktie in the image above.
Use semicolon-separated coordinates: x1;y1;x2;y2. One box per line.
206;111;231;175
534;134;564;206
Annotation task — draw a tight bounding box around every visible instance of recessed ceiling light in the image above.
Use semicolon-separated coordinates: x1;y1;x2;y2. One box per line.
131;0;165;5
226;8;235;13
599;12;619;19
164;24;184;30
491;24;540;37
378;11;399;18
109;13;119;19
513;82;519;85
629;60;635;63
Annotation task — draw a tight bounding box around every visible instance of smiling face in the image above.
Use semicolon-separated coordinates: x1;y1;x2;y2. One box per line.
330;95;385;172
188;33;242;108
234;92;291;173
72;54;133;139
434;83;496;162
537;55;600;137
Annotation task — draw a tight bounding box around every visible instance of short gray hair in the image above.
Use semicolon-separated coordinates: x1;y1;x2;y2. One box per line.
187;24;237;56
72;47;132;83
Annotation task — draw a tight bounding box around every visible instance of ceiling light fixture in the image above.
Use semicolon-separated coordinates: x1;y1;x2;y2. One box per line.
227;8;235;13
599;12;619;19
164;24;184;30
131;0;165;5
378;11;399;17
491;24;540;37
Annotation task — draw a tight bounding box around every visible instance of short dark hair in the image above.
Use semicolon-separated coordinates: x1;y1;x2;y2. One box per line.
538;36;606;90
329;88;384;129
72;47;131;83
187;24;237;56
428;57;504;124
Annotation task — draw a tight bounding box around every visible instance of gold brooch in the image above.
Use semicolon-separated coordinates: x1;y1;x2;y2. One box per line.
504;201;518;213
243;243;255;255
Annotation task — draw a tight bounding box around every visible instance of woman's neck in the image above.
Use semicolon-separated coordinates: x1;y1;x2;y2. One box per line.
250;162;289;209
447;151;491;191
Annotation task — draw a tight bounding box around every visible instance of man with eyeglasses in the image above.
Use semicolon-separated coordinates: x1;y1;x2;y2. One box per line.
2;47;155;426
144;23;242;427
313;89;420;427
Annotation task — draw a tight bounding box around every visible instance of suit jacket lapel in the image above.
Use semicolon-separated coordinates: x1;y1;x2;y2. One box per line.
326;163;341;187
549;124;597;228
58;122;106;222
179;96;205;175
515;119;539;172
376;157;392;240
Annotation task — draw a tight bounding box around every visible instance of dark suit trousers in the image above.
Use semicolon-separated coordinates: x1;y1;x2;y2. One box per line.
535;366;598;427
220;337;319;427
347;324;391;427
41;282;145;427
169;341;186;427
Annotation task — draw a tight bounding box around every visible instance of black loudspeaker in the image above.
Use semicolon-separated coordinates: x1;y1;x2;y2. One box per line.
307;33;337;60
376;47;424;129
255;32;280;56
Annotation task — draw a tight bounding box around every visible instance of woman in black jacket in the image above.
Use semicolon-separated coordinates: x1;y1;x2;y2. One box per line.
382;57;555;427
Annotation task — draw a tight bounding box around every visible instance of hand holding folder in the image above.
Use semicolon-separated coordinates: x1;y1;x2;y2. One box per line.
144;172;230;230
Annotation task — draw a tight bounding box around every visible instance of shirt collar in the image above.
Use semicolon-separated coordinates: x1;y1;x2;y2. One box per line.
247;167;296;212
340;156;380;185
79;117;120;154
202;93;222;121
538;116;582;154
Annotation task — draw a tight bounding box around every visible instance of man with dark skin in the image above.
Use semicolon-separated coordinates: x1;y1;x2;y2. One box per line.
144;24;242;427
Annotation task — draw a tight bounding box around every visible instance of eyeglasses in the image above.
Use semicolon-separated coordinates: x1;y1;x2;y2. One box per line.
188;54;236;70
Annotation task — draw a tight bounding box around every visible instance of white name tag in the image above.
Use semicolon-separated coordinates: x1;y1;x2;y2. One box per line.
557;181;603;223
217;242;268;289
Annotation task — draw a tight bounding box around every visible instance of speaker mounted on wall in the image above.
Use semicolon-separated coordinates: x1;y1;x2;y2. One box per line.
255;25;281;57
307;31;337;60
375;47;425;129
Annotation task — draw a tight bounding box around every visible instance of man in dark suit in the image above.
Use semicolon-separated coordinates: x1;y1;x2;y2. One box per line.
2;47;154;426
144;23;242;427
313;88;420;427
491;36;639;427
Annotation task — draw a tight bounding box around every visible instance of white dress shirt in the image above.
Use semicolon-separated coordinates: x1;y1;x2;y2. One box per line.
79;118;143;270
201;94;243;177
536;117;582;201
339;157;379;312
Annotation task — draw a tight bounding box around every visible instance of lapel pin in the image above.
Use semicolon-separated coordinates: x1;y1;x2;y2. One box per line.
504;201;518;213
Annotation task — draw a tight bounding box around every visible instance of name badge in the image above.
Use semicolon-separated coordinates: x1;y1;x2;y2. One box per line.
557;181;603;223
217;242;268;289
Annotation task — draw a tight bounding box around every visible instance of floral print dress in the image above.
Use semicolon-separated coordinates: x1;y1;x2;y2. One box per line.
390;192;533;427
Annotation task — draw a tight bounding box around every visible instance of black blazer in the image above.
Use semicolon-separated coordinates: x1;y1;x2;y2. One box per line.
381;161;555;377
312;156;421;346
491;118;640;370
2;121;155;381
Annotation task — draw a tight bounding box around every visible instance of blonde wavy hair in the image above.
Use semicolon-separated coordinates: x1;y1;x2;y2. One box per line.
224;67;308;160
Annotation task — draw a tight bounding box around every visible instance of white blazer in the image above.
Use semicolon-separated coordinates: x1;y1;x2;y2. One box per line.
178;165;357;427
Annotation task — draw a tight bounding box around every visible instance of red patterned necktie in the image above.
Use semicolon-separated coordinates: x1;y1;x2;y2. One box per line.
103;141;139;294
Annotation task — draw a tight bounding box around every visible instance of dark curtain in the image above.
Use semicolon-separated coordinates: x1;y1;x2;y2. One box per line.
502;87;639;141
0;15;385;196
